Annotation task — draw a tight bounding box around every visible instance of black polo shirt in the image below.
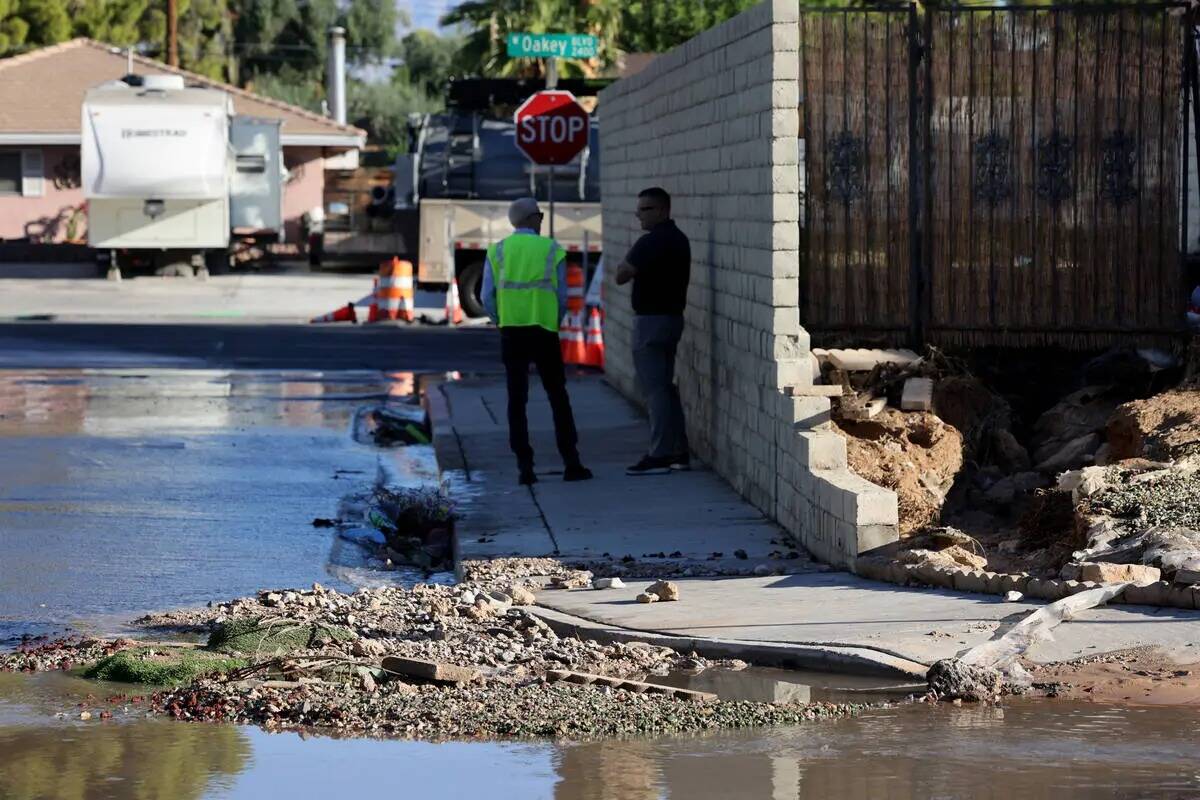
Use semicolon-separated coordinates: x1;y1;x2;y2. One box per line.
625;219;690;316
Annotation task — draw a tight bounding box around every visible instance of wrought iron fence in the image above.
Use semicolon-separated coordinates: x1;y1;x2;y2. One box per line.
799;2;1193;348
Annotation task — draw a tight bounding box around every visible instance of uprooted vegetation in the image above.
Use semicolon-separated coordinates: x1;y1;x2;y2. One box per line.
824;339;1200;583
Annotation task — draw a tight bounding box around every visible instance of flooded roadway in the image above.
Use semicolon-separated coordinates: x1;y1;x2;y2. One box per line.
2;366;1199;799
0;369;436;641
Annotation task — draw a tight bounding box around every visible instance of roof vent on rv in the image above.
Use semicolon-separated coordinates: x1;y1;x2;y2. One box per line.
140;75;186;91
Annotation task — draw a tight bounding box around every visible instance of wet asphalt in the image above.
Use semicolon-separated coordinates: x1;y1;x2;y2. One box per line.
0;323;494;641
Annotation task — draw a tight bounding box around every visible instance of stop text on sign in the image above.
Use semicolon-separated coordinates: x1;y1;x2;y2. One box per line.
513;90;590;166
518;114;586;145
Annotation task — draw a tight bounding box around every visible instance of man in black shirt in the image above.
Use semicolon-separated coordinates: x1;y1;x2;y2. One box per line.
616;187;692;476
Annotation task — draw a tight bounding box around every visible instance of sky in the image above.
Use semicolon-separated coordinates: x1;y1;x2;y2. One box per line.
402;0;458;31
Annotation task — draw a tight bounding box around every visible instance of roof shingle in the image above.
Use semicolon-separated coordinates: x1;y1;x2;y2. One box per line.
0;39;365;141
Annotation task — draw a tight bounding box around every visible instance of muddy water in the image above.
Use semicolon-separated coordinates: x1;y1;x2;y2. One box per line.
0;369;437;642
2;670;1198;800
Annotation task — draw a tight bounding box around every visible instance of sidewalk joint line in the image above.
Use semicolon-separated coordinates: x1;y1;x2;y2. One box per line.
480;395;498;425
438;383;472;482
527;486;560;553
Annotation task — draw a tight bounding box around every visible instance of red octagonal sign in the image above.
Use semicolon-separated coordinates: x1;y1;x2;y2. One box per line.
514;90;590;166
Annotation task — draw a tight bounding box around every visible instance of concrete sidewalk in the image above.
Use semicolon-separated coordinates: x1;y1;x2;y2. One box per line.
0;275;462;324
431;374;1200;674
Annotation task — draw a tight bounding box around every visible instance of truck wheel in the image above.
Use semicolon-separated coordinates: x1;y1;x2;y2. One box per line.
158;261;195;278
205;249;231;276
457;260;487;318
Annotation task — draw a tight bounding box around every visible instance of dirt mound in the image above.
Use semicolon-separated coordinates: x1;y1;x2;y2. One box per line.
1107;389;1200;462
838;408;964;536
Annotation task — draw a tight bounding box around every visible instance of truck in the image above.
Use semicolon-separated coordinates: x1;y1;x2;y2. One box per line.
82;74;284;279
315;79;605;318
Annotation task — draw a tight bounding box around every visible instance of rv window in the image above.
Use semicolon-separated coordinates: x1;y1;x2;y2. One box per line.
0;152;19;194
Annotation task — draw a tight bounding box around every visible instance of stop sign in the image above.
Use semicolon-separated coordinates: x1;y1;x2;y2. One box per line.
513;90;590;166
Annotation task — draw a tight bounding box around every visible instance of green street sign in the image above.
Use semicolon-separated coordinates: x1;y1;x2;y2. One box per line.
506;33;598;59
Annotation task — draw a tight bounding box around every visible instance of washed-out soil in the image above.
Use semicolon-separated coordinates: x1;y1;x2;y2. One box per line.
838;409;964;537
1032;648;1200;706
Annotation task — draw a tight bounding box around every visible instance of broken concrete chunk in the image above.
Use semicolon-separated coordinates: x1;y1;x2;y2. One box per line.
900;378;934;411
826;348;922;372
592;577;626;590
509;585;536;606
635;591;659;604
647;580;680;601
381;656;480;685
1078;562;1161;586
1004;590;1025;602
1036;433;1101;474
1172;557;1200;585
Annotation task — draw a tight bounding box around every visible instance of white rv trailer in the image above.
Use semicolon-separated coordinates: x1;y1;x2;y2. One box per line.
82;74;283;278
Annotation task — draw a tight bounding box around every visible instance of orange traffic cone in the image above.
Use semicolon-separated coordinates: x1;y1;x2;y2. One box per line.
444;280;463;326
583;306;605;369
566;263;585;315
310;303;357;324
395;258;415;323
560;310;587;366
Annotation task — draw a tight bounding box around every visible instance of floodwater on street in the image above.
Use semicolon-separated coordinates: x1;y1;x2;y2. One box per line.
2;670;1199;800
3;366;1200;800
0;369;439;642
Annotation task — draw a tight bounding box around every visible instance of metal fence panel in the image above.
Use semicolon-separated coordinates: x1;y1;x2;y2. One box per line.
799;7;915;336
798;3;1190;348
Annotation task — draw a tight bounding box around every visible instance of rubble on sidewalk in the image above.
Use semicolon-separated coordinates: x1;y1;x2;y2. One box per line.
1;565;866;739
829;341;1200;609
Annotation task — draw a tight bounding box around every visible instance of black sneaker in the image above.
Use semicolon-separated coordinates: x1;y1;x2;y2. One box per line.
518;467;537;486
626;455;673;476
669;453;692;471
563;464;594;482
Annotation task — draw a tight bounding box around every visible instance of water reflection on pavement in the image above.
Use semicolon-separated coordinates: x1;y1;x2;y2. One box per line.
0;369;432;641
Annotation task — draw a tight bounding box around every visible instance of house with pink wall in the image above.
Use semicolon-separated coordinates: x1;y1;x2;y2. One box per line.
0;39;363;251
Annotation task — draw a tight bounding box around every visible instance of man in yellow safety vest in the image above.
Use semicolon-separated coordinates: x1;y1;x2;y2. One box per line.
482;197;593;485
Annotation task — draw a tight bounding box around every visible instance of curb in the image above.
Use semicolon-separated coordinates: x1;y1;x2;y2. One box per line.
854;556;1200;611
529;605;929;680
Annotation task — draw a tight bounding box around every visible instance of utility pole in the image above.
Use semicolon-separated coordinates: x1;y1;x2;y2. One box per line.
167;0;179;67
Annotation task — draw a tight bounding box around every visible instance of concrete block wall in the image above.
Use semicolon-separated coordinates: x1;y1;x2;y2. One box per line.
599;0;899;570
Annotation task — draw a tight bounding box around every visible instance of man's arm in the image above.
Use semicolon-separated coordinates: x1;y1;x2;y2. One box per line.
481;255;499;322
615;260;637;286
556;250;568;321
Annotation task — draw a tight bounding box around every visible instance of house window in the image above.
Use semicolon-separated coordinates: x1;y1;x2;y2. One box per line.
0;152;20;195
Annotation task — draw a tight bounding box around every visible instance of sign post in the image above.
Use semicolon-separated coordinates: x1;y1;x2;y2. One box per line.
513;90;591;240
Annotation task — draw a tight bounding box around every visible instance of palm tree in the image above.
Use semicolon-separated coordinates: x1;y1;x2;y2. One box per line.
441;0;623;79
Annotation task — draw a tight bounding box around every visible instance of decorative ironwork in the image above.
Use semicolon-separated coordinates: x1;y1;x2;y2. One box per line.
1100;130;1137;206
973;132;1011;205
826;131;865;204
1036;132;1073;204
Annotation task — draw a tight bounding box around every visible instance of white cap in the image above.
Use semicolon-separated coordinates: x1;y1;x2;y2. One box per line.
508;197;541;227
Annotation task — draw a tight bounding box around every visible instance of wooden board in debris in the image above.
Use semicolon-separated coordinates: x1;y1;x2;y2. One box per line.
545;669;717;702
812;348;922;372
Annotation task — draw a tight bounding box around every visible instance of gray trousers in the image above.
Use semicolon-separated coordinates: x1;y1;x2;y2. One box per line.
633;314;689;459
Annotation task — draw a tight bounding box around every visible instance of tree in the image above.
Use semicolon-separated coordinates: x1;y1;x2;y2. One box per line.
348;78;440;151
618;0;757;55
0;0;71;55
395;28;460;97
441;0;623;78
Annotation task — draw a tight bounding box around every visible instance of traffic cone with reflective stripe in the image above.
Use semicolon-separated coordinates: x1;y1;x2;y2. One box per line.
354;278;380;322
310;302;357;324
566;263;585;315
444;279;463;325
583;306;605;369
395;257;416;323
560;310;587;365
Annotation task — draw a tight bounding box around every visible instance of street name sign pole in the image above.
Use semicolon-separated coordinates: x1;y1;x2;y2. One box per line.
513;90;591;239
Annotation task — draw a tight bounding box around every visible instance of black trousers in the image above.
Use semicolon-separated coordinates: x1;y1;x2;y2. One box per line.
500;326;581;470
